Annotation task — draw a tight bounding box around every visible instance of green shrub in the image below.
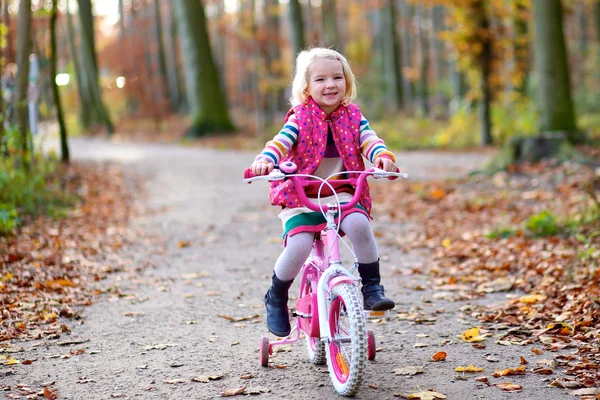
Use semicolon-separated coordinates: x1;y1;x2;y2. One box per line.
525;211;560;237
0;131;76;235
0;204;20;235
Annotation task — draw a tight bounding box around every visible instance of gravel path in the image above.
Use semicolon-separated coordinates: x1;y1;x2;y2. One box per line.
3;138;575;399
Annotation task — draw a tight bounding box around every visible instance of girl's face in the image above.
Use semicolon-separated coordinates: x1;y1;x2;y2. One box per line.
306;58;346;115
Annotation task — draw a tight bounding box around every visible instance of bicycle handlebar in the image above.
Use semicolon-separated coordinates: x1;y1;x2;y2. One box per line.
243;164;408;213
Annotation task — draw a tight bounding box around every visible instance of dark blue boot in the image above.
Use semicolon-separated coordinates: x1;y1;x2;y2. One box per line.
264;272;294;337
358;260;395;311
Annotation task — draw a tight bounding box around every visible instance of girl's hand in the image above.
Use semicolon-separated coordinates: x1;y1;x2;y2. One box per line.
375;157;397;172
250;161;274;176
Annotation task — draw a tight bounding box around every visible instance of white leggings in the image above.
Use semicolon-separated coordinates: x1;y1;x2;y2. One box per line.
273;212;379;281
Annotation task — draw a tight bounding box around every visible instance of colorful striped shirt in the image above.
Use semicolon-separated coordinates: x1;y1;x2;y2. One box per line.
255;113;395;166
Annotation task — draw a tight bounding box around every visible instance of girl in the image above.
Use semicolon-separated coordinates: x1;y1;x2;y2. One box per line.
250;48;398;337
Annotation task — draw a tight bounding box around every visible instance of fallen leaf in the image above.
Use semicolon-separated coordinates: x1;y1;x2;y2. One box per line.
520;356;528;365
245;387;270;394
392;366;424;376
570;387;600;396
495;382;522;392
432;351;447;361
492;366;526;377
414;342;429;348
519;294;546;304
455;365;485;372
166;379;186;384
398;390;447;399
461;327;485;342
192;374;224;383
220;386;246;397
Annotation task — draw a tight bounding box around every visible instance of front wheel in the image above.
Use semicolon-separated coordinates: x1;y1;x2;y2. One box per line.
325;283;367;396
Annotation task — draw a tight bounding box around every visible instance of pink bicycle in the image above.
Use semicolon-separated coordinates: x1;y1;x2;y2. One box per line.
244;161;407;396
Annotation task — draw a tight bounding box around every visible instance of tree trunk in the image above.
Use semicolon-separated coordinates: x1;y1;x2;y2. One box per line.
596;1;600;45
400;1;416;110
512;0;529;95
380;0;403;111
417;5;430;116
67;0;91;129
164;4;185;112
118;0;126;39
263;0;286;118
533;0;579;142
321;0;339;49
174;0;235;136
153;0;172;111
0;0;5;151
288;0;305;61
77;0;114;134
473;0;493;146
50;0;69;163
15;0;32;164
431;5;447;112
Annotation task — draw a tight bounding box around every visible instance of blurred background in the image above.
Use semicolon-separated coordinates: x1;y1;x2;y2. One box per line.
1;0;599;152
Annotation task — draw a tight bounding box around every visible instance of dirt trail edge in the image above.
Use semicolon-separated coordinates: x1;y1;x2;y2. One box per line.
4;138;573;400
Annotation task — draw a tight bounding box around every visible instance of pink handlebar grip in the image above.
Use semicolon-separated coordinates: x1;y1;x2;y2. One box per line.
243;168;256;182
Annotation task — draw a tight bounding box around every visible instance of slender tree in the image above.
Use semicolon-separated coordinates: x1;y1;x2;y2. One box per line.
533;0;579;141
77;0;114;134
263;0;287;117
400;1;416;109
288;0;305;61
321;0;339;49
50;0;69;163
173;0;235;136
165;3;185;112
416;5;430;116
15;0;32;165
153;0;171;111
66;0;90;128
380;0;403;110
0;0;5;150
474;0;493;146
511;0;529;95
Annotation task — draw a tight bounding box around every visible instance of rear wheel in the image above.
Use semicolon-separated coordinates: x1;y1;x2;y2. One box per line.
325;283;367;396
259;336;270;367
367;330;376;361
303;276;325;364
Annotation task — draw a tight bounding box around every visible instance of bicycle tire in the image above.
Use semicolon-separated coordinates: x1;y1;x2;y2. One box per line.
301;272;326;364
325;283;367;396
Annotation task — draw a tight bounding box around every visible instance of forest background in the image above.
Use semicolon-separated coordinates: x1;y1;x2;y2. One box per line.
1;1;600;397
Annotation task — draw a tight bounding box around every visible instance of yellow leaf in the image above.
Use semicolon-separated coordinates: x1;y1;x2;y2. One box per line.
178;241;191;248
441;238;451;248
430;188;446;199
462;327;485;342
455;364;485;372
519;294;546;304
3;357;20;365
45;279;77;288
407;390;447;399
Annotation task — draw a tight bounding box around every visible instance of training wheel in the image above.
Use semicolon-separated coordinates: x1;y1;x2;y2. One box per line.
367;330;376;361
259;336;270;367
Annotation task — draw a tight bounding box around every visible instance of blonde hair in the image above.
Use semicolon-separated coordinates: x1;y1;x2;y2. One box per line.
290;48;357;107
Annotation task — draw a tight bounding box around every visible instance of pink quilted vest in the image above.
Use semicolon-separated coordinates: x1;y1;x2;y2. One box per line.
269;98;373;214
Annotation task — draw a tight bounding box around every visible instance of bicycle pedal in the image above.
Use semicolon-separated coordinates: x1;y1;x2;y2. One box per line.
365;310;390;319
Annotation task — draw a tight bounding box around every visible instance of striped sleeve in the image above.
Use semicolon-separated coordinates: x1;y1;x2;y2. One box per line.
359;114;396;163
254;115;300;165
